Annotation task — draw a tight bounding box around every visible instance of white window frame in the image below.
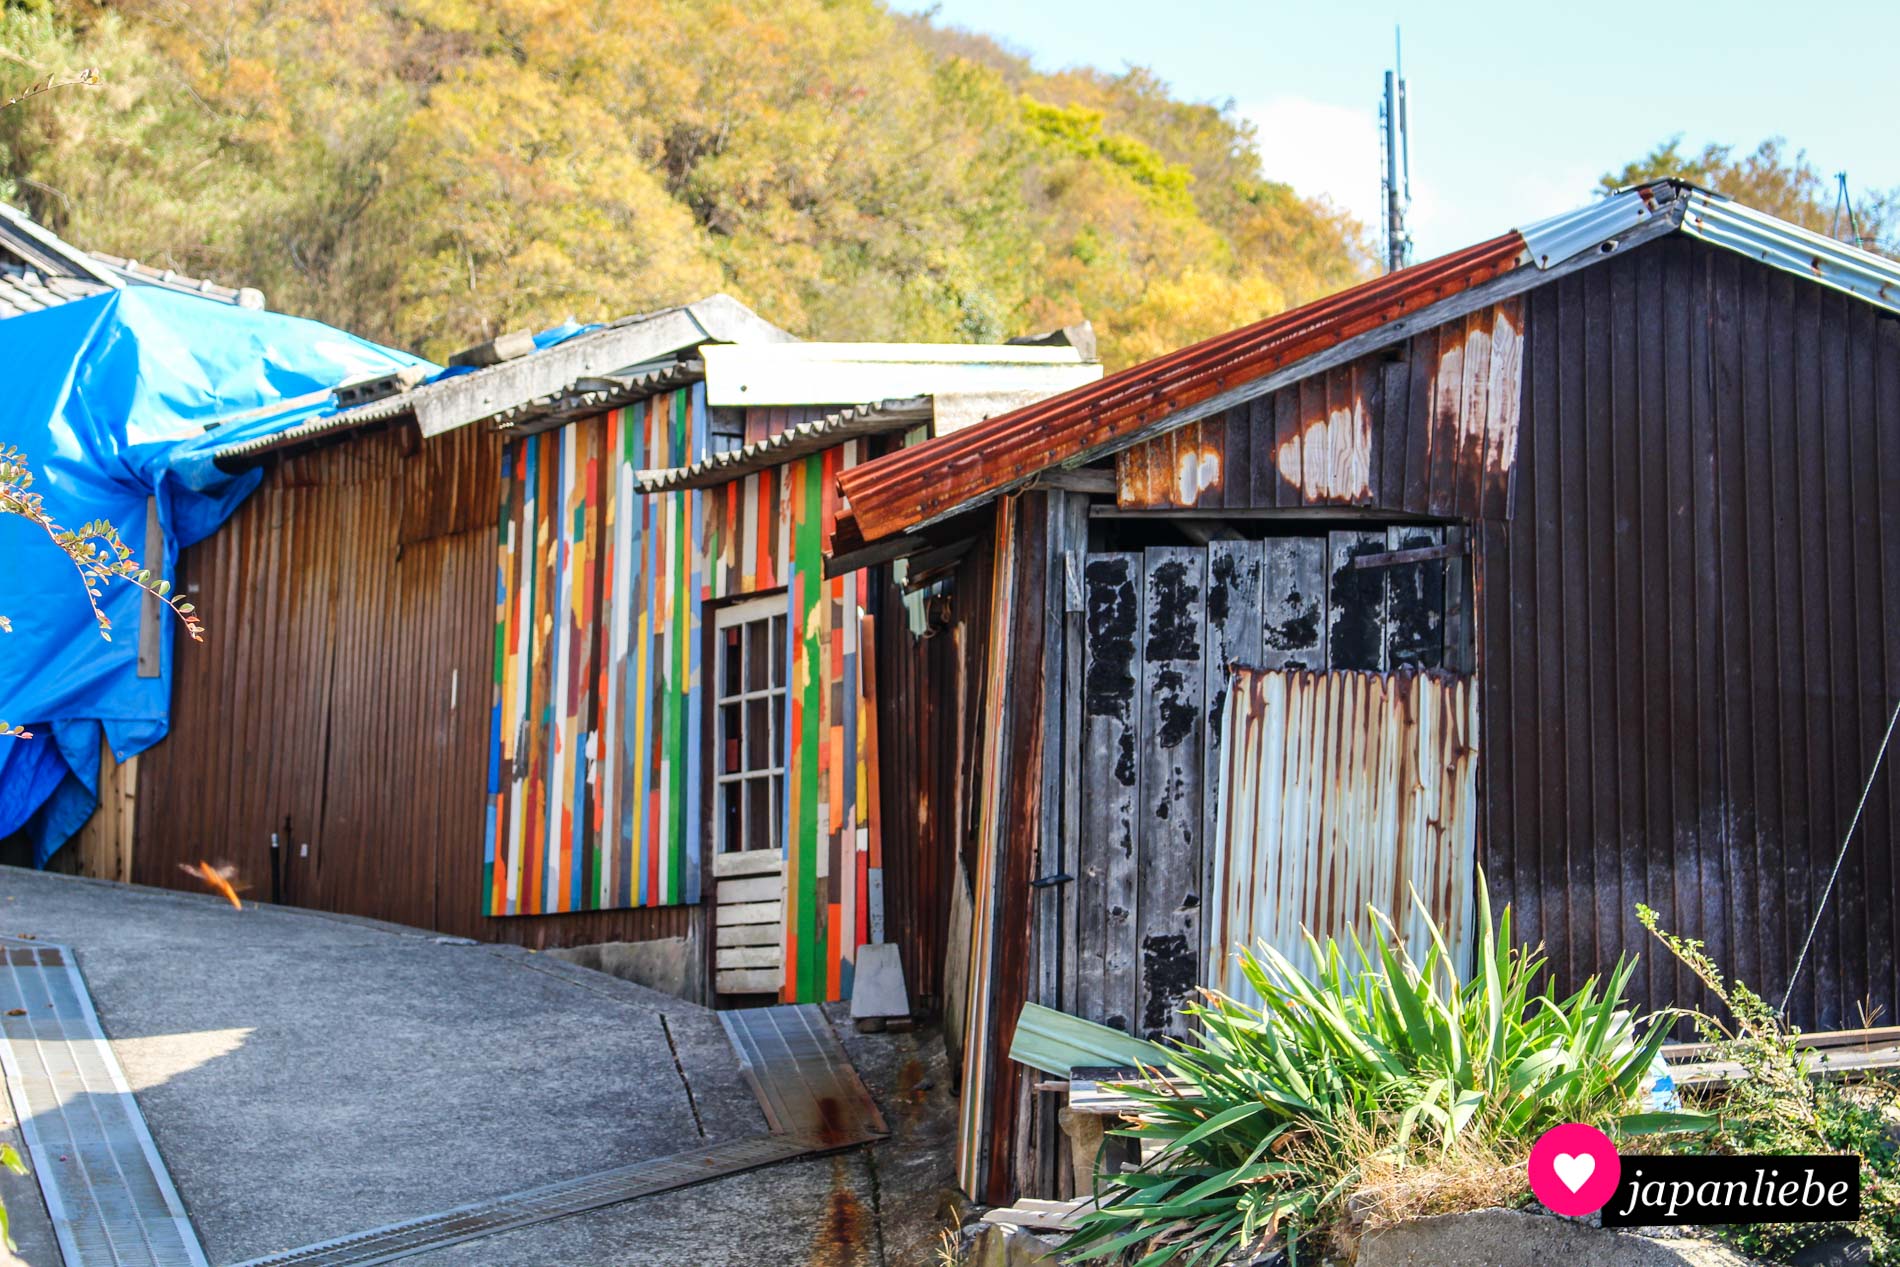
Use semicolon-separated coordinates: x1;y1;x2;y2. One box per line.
711;594;788;858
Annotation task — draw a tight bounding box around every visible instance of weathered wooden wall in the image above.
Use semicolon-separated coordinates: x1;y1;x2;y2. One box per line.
136;421;699;949
1481;234;1900;1030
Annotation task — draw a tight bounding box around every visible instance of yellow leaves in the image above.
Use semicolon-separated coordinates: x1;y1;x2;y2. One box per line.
1108;269;1288;368
4;0;1371;367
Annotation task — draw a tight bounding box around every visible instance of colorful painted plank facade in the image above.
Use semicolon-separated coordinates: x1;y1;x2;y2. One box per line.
486;382;882;1002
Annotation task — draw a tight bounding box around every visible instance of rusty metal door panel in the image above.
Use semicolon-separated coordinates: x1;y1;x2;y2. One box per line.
1208;667;1479;1000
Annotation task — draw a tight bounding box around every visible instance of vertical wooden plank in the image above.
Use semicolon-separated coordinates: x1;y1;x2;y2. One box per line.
137;496;164;678
1260;536;1327;671
1138;546;1205;1041
1385;525;1446;669
1201;539;1262;981
1034;494;1071;1018
1079;552;1142;1032
1443;526;1474;674
1058;498;1088;1027
1327;529;1388;672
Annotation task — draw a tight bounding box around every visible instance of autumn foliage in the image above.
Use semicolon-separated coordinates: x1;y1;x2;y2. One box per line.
0;0;1373;369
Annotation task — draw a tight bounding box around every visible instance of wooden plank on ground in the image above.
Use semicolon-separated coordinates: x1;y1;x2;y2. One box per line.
716;874;784;905
982;1197;1099;1231
1260;536;1326;670
716;922;782;947
716;966;784;993
714;850;785;879
715;900;782;927
1138;546;1205;1042
1079;554;1144;1036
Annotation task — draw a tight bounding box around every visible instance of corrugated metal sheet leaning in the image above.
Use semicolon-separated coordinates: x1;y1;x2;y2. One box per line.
1208;666;1479;1004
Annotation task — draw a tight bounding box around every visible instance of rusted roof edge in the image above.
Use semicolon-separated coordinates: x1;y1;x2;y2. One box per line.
840;205;1681;546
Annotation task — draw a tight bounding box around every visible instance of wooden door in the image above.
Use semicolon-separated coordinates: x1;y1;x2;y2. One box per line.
1070;529;1470;1039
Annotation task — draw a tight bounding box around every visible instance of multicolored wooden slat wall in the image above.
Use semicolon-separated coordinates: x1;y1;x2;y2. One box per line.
487;383;882;1002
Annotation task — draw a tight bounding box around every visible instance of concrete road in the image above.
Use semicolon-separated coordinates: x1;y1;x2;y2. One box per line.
0;867;952;1267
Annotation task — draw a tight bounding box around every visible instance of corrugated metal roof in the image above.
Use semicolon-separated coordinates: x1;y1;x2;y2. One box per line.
0;202;262;318
211;357;703;465
833;231;1529;543
1677;187;1900;312
636;397;932;492
834;178;1900;546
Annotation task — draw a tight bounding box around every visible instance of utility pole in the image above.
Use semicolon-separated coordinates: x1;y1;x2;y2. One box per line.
1380;28;1412;273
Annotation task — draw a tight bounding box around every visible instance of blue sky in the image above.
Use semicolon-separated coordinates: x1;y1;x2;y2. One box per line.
893;0;1898;259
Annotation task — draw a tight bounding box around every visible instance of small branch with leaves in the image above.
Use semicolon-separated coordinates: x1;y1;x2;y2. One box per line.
1;65;98;111
0;445;204;739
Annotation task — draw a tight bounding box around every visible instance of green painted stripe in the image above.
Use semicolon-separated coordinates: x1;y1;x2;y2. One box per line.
795;455;824;1002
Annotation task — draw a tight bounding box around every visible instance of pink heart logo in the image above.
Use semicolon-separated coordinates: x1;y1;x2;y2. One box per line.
1529;1123;1621;1216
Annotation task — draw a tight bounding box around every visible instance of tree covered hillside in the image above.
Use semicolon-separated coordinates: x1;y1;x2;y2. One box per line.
0;0;1373;367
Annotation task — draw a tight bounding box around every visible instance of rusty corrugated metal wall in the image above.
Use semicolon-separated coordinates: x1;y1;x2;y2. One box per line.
1483;235;1900;1029
1114;299;1525;519
1209;666;1479;999
135;422;697;949
874;532;995;1014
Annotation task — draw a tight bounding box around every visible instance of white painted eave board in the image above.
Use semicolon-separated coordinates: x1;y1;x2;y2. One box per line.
703;341;1099;407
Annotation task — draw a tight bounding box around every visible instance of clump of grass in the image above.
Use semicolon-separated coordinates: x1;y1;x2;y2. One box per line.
1067;879;1699;1265
1640;906;1900;1263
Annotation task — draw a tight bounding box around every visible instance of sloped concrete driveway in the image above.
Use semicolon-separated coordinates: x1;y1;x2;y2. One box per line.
0;867;903;1267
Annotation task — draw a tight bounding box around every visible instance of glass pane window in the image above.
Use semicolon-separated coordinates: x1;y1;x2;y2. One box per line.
712;595;788;856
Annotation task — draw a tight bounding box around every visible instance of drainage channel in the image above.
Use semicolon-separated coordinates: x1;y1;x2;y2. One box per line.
227;1134;824;1267
0;938;209;1267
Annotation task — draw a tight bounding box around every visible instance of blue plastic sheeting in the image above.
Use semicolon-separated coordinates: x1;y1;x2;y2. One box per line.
0;286;434;865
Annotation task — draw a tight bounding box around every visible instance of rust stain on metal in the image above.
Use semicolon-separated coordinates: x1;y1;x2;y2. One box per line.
839;232;1528;541
1207;666;1479;1001
1112;298;1527;517
1276;387;1372;501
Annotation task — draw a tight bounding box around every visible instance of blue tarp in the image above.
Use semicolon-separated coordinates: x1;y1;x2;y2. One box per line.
0;286;434;865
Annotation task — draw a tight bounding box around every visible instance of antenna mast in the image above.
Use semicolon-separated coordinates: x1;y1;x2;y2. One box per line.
1380;27;1413;272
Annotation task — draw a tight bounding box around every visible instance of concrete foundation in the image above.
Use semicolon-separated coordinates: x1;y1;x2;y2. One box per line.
545;935;700;1003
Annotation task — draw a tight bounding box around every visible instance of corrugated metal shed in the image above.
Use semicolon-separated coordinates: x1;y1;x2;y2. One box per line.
1482;233;1900;1030
135;421;698;950
835;232;1527;541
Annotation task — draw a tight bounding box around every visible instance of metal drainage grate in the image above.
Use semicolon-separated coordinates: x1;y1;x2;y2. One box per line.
0;937;210;1267
228;1134;819;1267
